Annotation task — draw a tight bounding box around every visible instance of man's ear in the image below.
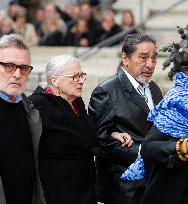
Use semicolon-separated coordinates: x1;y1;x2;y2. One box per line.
50;76;60;87
121;53;128;67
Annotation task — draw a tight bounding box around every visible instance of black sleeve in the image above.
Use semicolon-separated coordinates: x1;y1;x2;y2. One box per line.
141;125;185;168
88;86;139;166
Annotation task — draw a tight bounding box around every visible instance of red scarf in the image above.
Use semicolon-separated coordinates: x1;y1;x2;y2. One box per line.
44;86;80;116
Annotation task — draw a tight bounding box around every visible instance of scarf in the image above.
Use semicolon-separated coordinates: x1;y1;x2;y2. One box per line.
121;72;188;180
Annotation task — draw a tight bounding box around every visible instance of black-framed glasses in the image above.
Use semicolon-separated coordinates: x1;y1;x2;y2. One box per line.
0;61;33;75
59;72;87;82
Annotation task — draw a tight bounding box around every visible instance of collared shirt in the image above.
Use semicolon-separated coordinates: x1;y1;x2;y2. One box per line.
121;67;154;110
0;92;22;103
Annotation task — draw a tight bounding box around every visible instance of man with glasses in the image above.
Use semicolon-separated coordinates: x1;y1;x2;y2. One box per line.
0;34;44;204
89;33;163;204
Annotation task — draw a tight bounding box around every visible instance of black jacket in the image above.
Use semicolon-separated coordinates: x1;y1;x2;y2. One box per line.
140;125;188;204
88;67;163;204
30;87;97;204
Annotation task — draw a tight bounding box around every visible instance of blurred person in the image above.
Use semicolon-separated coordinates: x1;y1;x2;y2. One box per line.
54;5;71;24
89;0;101;21
0;11;6;26
140;26;188;204
29;54;97;204
39;16;64;46
66;18;90;47
121;10;138;34
98;10;122;46
44;3;67;36
7;1;19;21
0;16;15;37
62;4;80;30
0;33;45;204
65;4;80;20
80;2;101;45
34;7;45;38
89;33;162;204
15;6;38;46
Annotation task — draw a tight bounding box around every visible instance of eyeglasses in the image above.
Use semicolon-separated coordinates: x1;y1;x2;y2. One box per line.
0;61;33;75
59;72;87;82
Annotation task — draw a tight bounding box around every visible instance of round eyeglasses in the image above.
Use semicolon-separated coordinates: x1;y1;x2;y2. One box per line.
0;61;33;75
58;72;87;82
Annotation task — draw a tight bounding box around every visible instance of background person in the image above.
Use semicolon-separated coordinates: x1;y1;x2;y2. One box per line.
29;54;97;204
15;6;38;46
0;16;15;37
97;10;122;47
121;9;138;34
89;33;163;204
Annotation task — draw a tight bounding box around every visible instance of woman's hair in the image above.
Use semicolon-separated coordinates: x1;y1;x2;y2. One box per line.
122;9;135;27
161;26;188;80
46;54;80;83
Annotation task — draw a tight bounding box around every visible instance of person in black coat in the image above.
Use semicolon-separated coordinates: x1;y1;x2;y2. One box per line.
29;54;97;204
97;10;122;47
140;26;188;204
88;33;163;204
65;18;90;47
39;17;64;46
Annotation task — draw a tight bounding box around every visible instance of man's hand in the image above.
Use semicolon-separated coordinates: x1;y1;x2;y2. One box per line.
111;132;134;147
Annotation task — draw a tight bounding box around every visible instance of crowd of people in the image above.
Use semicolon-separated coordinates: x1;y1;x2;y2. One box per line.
0;8;188;203
0;0;137;47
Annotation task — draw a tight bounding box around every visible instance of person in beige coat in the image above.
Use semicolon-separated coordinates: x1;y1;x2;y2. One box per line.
15;6;38;46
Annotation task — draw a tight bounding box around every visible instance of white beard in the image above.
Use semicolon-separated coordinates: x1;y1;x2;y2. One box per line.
135;75;151;86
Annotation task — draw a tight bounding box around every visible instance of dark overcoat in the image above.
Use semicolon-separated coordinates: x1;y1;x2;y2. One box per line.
140;126;188;204
88;67;163;204
30;88;97;204
0;94;46;204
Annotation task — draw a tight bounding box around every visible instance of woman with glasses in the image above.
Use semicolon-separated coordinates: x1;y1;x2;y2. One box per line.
29;54;97;204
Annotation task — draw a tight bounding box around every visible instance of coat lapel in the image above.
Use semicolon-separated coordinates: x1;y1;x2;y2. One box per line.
117;67;150;114
21;94;46;204
149;82;163;106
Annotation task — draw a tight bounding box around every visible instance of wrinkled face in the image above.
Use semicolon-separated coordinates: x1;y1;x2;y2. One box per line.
0;47;30;101
52;62;86;100
122;42;157;84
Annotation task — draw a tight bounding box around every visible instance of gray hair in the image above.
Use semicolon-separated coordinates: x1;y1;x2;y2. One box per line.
122;33;156;58
46;54;80;83
0;33;29;52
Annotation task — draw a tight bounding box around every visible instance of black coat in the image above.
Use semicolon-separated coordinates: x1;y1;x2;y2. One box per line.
140;125;188;204
97;24;122;47
88;67;163;204
38;31;64;46
30;88;97;204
